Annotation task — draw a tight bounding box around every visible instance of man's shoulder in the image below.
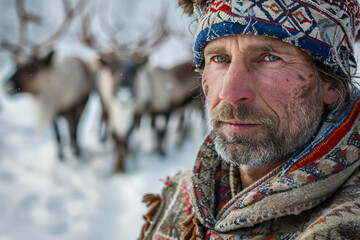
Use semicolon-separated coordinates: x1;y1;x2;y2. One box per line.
169;168;193;184
159;168;193;199
139;168;194;240
299;167;360;239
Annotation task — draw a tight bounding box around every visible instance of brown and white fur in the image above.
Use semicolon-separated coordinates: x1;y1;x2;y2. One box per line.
3;50;93;160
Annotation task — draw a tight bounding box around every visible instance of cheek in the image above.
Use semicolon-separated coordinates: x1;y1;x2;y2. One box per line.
280;84;321;125
258;72;293;106
264;86;292;121
202;78;209;97
291;73;319;104
262;72;318;119
202;74;221;109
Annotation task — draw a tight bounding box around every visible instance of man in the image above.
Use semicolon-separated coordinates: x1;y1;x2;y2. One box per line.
139;0;360;239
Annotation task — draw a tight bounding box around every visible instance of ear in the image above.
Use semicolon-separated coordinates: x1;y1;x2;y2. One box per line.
42;50;55;66
323;83;339;105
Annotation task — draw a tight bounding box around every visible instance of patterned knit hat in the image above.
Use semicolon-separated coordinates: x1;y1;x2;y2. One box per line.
190;0;360;76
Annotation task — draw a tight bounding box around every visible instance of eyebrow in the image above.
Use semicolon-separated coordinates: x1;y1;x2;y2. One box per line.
204;43;295;57
204;47;227;57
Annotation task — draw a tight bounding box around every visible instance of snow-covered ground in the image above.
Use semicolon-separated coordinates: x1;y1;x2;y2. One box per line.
0;87;206;240
0;1;207;239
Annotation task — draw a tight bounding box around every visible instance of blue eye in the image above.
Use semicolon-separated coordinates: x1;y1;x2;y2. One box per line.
213;56;229;63
265;54;280;62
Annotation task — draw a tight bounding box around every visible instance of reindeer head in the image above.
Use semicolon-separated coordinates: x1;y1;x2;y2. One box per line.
1;0;85;95
116;55;149;104
80;7;168;106
3;50;55;95
97;54;148;105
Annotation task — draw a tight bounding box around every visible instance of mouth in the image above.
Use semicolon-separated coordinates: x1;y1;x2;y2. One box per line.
220;120;261;133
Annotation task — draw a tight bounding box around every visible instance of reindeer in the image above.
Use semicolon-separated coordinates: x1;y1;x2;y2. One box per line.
79;12;158;172
1;0;92;160
80;7;203;172
140;59;203;156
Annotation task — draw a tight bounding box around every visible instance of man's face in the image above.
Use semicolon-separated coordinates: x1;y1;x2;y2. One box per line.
202;35;338;166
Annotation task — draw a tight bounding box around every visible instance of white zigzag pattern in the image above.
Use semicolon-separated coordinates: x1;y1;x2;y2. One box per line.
209;0;231;11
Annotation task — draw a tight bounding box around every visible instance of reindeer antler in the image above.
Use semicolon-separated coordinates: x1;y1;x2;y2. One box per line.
131;5;170;58
80;3;171;60
0;0;41;55
0;0;87;58
80;10;117;57
81;13;98;50
32;0;87;55
15;0;42;53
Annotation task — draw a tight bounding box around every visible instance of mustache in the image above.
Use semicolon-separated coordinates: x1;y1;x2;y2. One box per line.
210;102;278;128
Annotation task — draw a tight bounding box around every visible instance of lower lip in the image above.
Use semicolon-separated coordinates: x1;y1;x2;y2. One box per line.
223;123;260;133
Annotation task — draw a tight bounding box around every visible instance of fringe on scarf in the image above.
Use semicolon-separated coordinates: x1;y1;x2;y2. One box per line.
138;193;161;240
180;212;203;240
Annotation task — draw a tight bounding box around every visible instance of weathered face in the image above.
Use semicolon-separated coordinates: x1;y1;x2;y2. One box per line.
202;35;338;166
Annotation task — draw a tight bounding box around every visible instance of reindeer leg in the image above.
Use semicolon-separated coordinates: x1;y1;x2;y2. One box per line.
124;122;135;155
116;140;126;173
69;114;81;157
157;113;170;157
134;112;142;129
176;110;187;147
150;113;159;154
112;133;126;173
99;107;109;143
53;120;64;160
70;95;89;158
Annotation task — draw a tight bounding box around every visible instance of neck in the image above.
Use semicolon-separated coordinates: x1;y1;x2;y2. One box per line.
239;159;286;189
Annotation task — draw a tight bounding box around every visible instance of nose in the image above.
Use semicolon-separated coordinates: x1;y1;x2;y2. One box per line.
219;59;256;105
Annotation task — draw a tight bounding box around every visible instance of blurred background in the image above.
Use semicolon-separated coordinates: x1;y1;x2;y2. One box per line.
0;0;208;239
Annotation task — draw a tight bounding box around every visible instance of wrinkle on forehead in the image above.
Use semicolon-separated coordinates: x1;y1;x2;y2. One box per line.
204;35;304;58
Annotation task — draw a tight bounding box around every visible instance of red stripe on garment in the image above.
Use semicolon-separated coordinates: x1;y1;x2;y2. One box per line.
287;97;360;174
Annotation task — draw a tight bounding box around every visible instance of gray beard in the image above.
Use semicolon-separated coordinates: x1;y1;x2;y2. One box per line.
211;103;324;167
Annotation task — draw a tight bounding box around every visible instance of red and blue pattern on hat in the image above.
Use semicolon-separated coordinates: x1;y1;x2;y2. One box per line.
193;0;360;76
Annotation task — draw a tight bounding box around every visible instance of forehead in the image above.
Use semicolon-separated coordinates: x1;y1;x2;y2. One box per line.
204;34;308;58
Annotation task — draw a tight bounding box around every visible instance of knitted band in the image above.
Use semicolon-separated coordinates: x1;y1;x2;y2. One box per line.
193;0;360;76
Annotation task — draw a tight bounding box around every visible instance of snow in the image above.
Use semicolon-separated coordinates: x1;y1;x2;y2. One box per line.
0;79;206;240
0;0;206;239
